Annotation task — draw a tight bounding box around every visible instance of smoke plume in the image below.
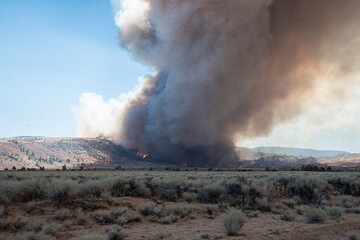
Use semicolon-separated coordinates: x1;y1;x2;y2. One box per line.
75;0;360;166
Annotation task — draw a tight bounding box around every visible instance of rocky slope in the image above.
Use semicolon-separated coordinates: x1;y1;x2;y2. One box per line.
0;137;159;169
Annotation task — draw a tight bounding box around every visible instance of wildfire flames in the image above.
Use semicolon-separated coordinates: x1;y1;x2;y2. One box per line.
136;152;149;158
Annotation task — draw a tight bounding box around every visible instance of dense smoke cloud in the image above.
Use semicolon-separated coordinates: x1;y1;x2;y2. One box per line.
75;0;360;166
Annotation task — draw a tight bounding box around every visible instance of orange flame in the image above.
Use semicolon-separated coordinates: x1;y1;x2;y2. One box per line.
137;152;149;158
238;165;243;169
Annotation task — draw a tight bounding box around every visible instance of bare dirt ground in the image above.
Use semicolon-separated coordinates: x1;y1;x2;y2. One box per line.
1;196;360;240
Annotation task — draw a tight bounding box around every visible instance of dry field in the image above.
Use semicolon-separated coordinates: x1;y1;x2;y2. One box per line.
0;171;360;240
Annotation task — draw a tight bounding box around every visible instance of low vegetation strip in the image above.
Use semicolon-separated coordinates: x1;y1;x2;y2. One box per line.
0;171;359;205
0;171;359;239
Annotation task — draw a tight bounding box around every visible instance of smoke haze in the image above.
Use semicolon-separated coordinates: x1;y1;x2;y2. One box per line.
75;0;360;166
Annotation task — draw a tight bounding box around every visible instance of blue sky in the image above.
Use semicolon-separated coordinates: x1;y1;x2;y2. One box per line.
0;0;148;137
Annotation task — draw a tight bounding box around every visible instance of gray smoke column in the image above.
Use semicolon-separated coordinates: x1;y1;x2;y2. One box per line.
75;0;360;166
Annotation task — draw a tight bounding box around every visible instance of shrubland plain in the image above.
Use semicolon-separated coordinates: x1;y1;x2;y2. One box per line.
0;170;360;239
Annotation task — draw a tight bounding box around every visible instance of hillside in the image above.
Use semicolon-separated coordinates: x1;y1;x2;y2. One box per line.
0;137;162;169
236;146;359;169
1;137;358;169
251;147;348;158
319;153;360;167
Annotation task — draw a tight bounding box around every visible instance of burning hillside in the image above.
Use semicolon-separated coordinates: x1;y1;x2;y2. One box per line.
0;137;166;169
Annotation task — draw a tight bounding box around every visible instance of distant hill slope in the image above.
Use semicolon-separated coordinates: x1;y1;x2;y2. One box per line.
0;137;358;169
235;146;358;169
0;137;162;169
251;147;349;158
319;153;360;167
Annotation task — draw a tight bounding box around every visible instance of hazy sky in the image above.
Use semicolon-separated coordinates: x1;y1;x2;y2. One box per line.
1;0;359;152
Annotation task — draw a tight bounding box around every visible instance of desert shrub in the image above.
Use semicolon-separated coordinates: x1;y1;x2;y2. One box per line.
286;176;330;205
153;231;171;240
303;206;327;223
350;208;360;214
328;176;360;196
111;178;150;198
137;202;162;217
106;225;127;240
221;208;246;236
127;212;142;223
246;183;267;209
255;197;269;211
47;179;75;204
91;210;116;225
0;205;4;218
158;214;179;224
336;195;355;208
42;223;64;236
150;177;187;201
295;205;308;215
111;207;128;218
54;208;71;221
101;190;112;200
320;199;330;206
165;204;192;218
71;207;84;218
117;178;151;198
76;180;104;198
116;215;129;226
201;233;210;239
280;211;296;221
247;210;260;218
5;179;46;202
218;202;231;212
202;204;218;218
91;207;128;225
183;192;197;202
156;184;180;201
223;179;247;205
282;198;297;208
224;179;267;210
198;184;225;203
325;206;343;222
270;202;286;215
347;231;360;240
